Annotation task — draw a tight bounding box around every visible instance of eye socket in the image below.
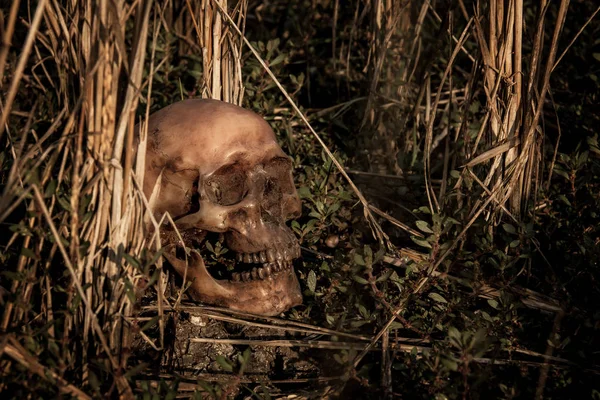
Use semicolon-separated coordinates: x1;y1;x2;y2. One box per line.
162;169;200;217
264;157;295;193
204;164;248;206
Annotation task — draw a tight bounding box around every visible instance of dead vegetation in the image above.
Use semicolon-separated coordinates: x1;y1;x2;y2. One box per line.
1;0;599;398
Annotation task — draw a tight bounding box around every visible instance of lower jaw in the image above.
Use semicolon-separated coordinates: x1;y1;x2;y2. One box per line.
192;268;303;316
164;248;302;316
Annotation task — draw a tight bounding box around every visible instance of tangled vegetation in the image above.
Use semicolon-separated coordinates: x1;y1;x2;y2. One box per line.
0;0;599;398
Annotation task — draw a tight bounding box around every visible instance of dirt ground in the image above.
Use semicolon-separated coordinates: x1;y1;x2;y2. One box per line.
131;304;347;398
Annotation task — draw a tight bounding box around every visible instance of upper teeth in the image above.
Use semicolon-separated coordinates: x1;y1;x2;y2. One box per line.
236;245;300;265
228;244;300;283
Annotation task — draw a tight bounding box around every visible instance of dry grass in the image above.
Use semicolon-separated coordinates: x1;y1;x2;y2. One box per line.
357;0;572;221
329;0;586;395
0;0;595;398
0;0;247;397
0;0;155;396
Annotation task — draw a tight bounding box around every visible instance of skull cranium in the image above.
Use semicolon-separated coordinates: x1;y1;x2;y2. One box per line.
142;99;302;316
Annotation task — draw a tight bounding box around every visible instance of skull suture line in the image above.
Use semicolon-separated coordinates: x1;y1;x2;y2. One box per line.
142;99;303;316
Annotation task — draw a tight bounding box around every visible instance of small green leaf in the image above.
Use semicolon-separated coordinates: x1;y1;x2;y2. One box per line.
389;321;404;330
315;201;325;213
553;167;570;181
126;285;136;304
558;195;571;206
328;202;341;214
57;196;72;212
487;299;499;309
146;248;165;268
416;220;433;233
448;326;461;340
325;314;335;326
307;270;317;292
441;357;458;371
297;186;312;199
308;210;322;219
502;224;516;234
44;180;58;197
358;304;369;319
20;247;38;260
350;320;370;328
353;275;369;284
215;355;233;372
481;311;494;323
141;316;160;332
270;53;286;67
266;38;280;52
577;151;589;166
429;292;448;303
123;253;140;269
238;347;251;374
353;253;365;266
411;236;432;249
363;245;373;266
375;269;394;282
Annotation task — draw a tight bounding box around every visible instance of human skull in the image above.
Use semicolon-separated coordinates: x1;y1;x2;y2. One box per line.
142;99;302;316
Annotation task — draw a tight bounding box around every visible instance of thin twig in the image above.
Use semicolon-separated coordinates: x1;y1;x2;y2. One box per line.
189;337;428;352
553;5;600;71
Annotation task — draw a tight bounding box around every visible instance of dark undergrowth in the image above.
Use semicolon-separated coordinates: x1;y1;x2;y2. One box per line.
1;0;599;399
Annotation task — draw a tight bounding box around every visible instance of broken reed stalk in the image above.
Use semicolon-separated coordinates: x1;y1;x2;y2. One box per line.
185;0;246;105
467;0;570;219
